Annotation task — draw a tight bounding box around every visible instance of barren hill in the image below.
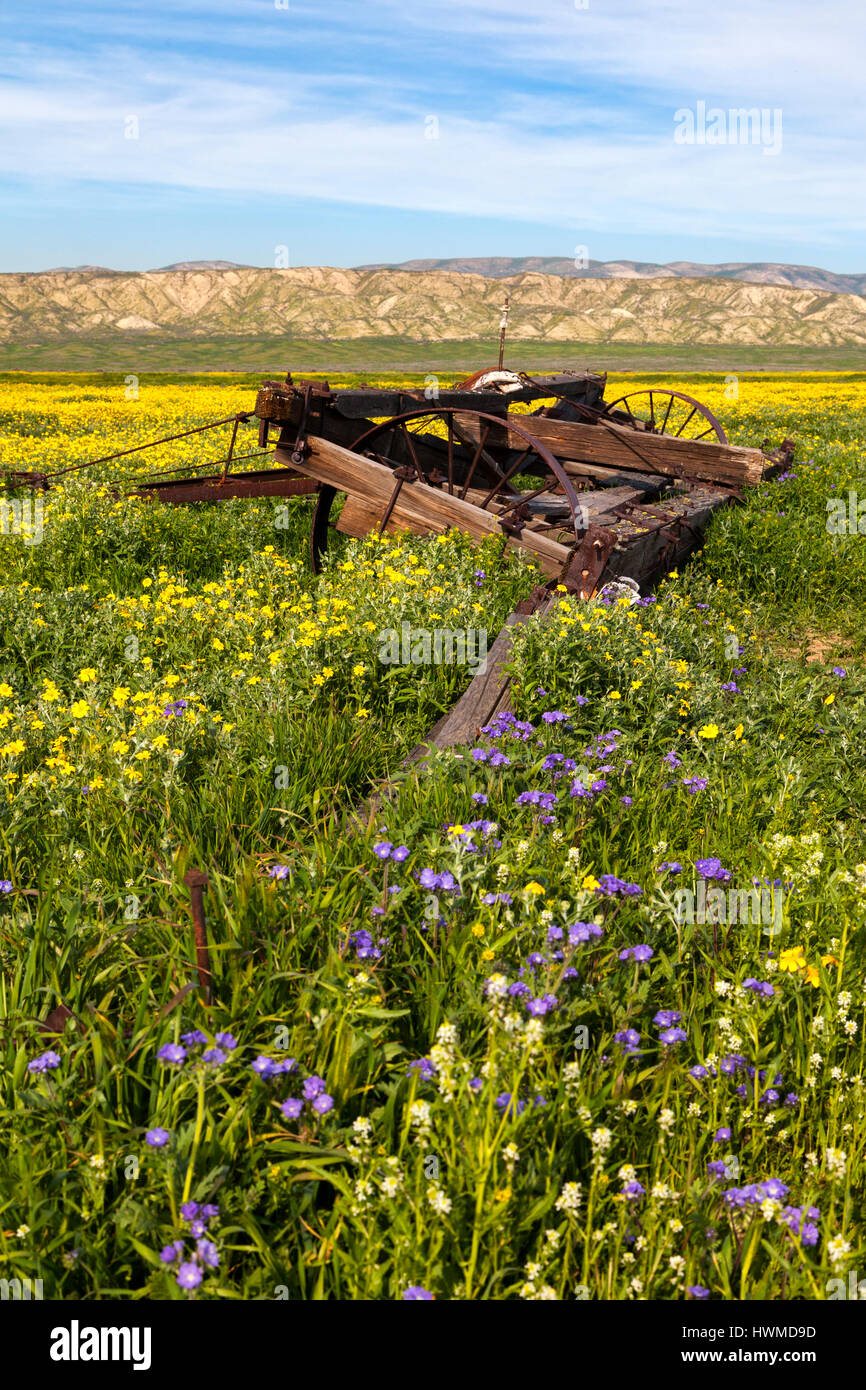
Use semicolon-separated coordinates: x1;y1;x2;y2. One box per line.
1;266;865;347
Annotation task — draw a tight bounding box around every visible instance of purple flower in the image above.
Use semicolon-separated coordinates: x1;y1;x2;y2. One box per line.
176;1262;203;1290
695;857;731;882
743;978;775;998
311;1093;334;1114
303;1075;326;1100
196;1238;219;1268
619;944;653;962
160;1241;183;1264
542;710;568;724
373;841;393;860
713;1127;732;1142
201;1047;228;1066
615;1028;641;1054
470;748;489;763
251;1055;280;1077
471;792;488;805
269;865;291;880
27;1050;61;1073
621;1180;645;1200
145;1127;171;1148
180;1201;200;1220
720;682;740;694
664;750;682;769
280;1097;303;1120
687;1286;710;1299
689;1064;709;1079
156;1043;186;1066
682;777;709;793
0;880;12;893
620;796;633;806
215;1032;237;1050
402;1285;434;1300
409;1057;436;1080
654;1010;682;1027
659;1027;687;1045
181;1030;207;1046
832;666;847;677
390;845;409;862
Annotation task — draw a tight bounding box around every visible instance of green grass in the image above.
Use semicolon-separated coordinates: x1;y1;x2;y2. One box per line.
3;337;866;373
0;374;864;1301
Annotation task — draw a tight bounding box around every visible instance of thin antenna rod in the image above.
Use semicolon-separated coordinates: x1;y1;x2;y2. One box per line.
497;295;510;370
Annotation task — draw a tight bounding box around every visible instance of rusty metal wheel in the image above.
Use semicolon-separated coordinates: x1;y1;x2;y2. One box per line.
310;406;584;574
602;389;728;444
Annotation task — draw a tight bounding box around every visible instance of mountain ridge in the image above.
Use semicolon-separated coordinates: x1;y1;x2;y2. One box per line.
1;266;864;347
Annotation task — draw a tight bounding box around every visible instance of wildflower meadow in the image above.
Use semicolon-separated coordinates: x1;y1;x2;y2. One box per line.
1;372;865;1306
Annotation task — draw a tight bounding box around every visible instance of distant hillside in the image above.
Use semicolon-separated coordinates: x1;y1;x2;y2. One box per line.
357;257;866;298
1;266;865;348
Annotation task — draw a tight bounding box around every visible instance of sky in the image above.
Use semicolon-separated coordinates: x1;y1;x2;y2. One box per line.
0;0;863;273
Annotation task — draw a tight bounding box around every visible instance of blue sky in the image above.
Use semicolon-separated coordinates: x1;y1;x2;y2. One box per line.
0;0;863;272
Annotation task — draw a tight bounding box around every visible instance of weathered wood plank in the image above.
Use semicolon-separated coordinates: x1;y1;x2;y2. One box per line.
282;437;575;580
459;412;766;486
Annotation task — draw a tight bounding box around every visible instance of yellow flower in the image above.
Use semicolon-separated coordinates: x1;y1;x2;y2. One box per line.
70;701;89;719
112;687;130;707
471;923;485;937
733;724;744;741
481;948;495;961
212;639;224;651
525;881;545;896
110;740;130;754
698;723;719;739
352;664;367;677
778;946;806;973
823;693;835;706
355;708;370;718
582;875;600;892
77;668;97;682
607;690;622;701
312;674;325;687
134;750;151;761
0;684;12;698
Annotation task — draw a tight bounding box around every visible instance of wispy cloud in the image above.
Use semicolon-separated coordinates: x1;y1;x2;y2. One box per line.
0;0;862;264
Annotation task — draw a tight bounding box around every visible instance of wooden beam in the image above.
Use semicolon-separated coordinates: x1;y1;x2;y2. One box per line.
459;413;766;487
281;437;575;580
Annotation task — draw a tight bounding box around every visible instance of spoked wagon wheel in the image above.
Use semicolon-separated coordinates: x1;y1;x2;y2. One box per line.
310;407;584;573
602;390;728;444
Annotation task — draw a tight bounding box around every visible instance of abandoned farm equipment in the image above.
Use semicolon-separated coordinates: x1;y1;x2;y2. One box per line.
2;367;794;603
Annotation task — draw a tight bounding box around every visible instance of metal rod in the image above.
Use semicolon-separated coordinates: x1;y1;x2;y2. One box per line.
183;869;213;1005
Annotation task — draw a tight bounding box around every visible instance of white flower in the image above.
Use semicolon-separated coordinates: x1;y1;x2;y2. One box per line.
380;1176;401;1198
15;1224;29;1238
410;1100;432;1129
555;1181;583;1213
545;1228;561;1249
591;1127;612;1153
714;980;732;996
826;1147;848;1178
844;1019;858;1037
485;972;509;1000
669;1218;683;1233
658;1108;675;1135
426;1185;452;1215
352;1116;372;1140
618;1164;637;1182
503;1143;520;1169
828;1235;851;1268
